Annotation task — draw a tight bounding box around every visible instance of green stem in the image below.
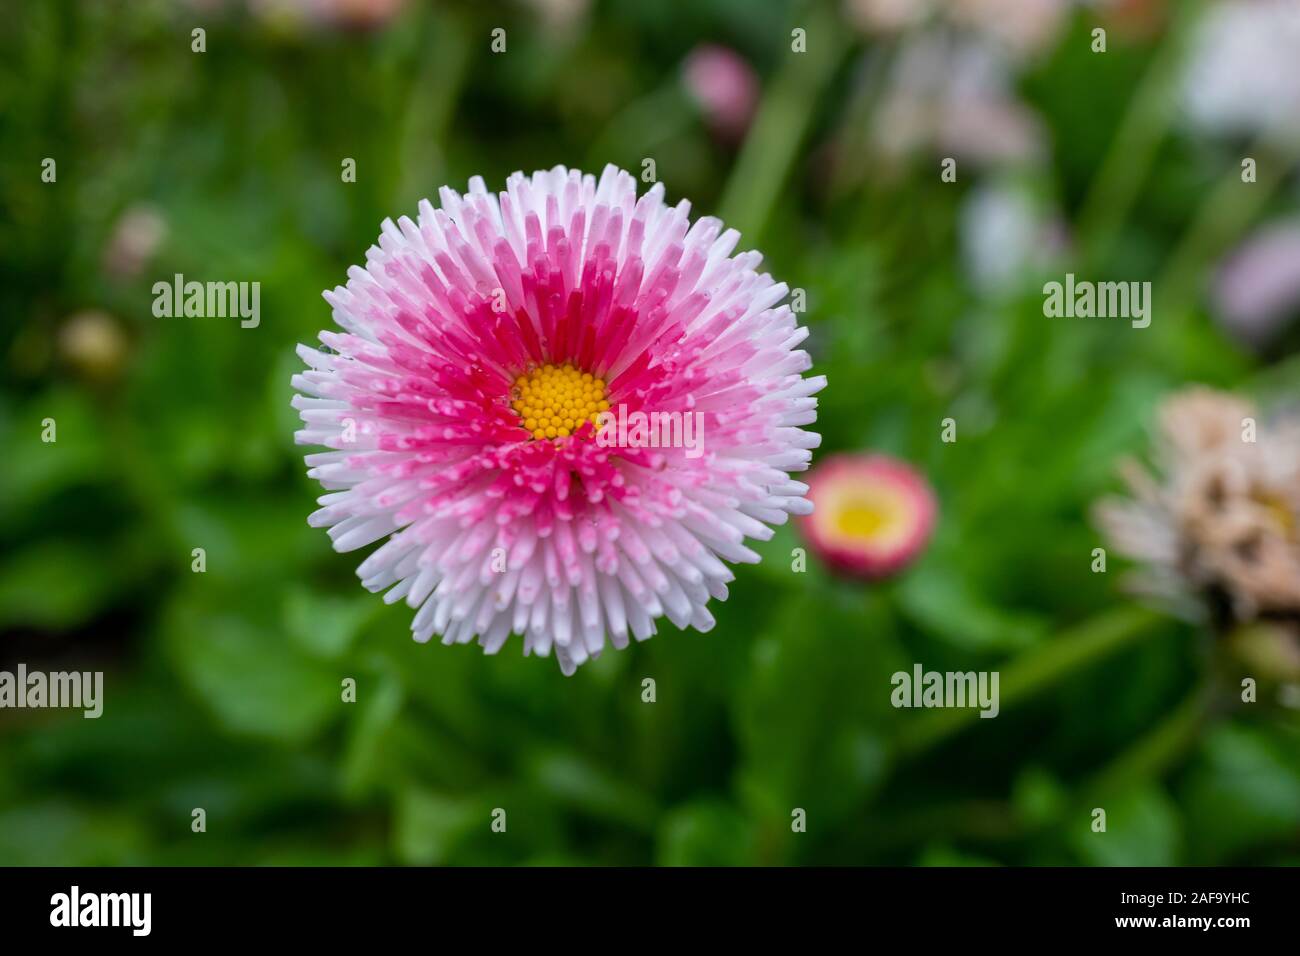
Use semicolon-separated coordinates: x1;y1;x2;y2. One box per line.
897;605;1165;759
585;83;695;171
871;799;1026;851
1155;138;1294;321
1077;0;1205;266
1082;677;1215;801
716;1;850;242
825;43;894;201
392;11;472;211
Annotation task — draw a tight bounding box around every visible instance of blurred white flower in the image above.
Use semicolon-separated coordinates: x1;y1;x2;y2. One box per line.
1182;0;1300;142
961;180;1068;293
950;0;1072;59
875;35;1046;166
847;0;1072;58
844;0;932;34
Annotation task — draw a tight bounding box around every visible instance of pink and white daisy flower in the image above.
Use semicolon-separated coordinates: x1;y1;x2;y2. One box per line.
292;165;824;673
798;453;936;578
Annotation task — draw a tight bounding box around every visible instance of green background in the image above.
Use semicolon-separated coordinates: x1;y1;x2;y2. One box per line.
1;0;1298;865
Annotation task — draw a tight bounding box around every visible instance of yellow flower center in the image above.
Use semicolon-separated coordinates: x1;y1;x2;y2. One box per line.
828;487;916;548
510;363;610;440
836;499;892;538
1253;491;1296;538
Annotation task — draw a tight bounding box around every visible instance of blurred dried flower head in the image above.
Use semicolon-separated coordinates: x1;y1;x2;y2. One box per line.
961;180;1069;293
1181;0;1300;143
1213;220;1300;350
682;44;759;143
874;36;1045;167
59;310;128;381
102;204;168;281
1096;387;1300;625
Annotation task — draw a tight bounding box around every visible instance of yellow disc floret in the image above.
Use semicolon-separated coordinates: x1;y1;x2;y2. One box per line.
511;363;610;441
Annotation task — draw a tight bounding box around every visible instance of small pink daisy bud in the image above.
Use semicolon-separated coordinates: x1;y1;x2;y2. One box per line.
293;166;824;673
798;453;937;578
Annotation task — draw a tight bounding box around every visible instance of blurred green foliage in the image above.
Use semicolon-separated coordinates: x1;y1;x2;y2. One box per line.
1;0;1298;866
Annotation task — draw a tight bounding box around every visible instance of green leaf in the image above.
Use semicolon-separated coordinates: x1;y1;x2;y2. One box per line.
163;597;340;744
1012;767;1068;828
1180;723;1300;864
898;560;1046;653
734;591;897;848
1069;784;1181;866
392;787;479;866
0;803;148;866
917;844;1002;867
0;540;123;630
657;800;756;866
0;390;109;525
528;750;658;831
340;672;404;799
284;586;375;660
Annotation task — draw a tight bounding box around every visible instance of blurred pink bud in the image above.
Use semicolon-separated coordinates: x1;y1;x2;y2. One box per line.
103;204;168;281
682;45;759;142
1213;221;1300;349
